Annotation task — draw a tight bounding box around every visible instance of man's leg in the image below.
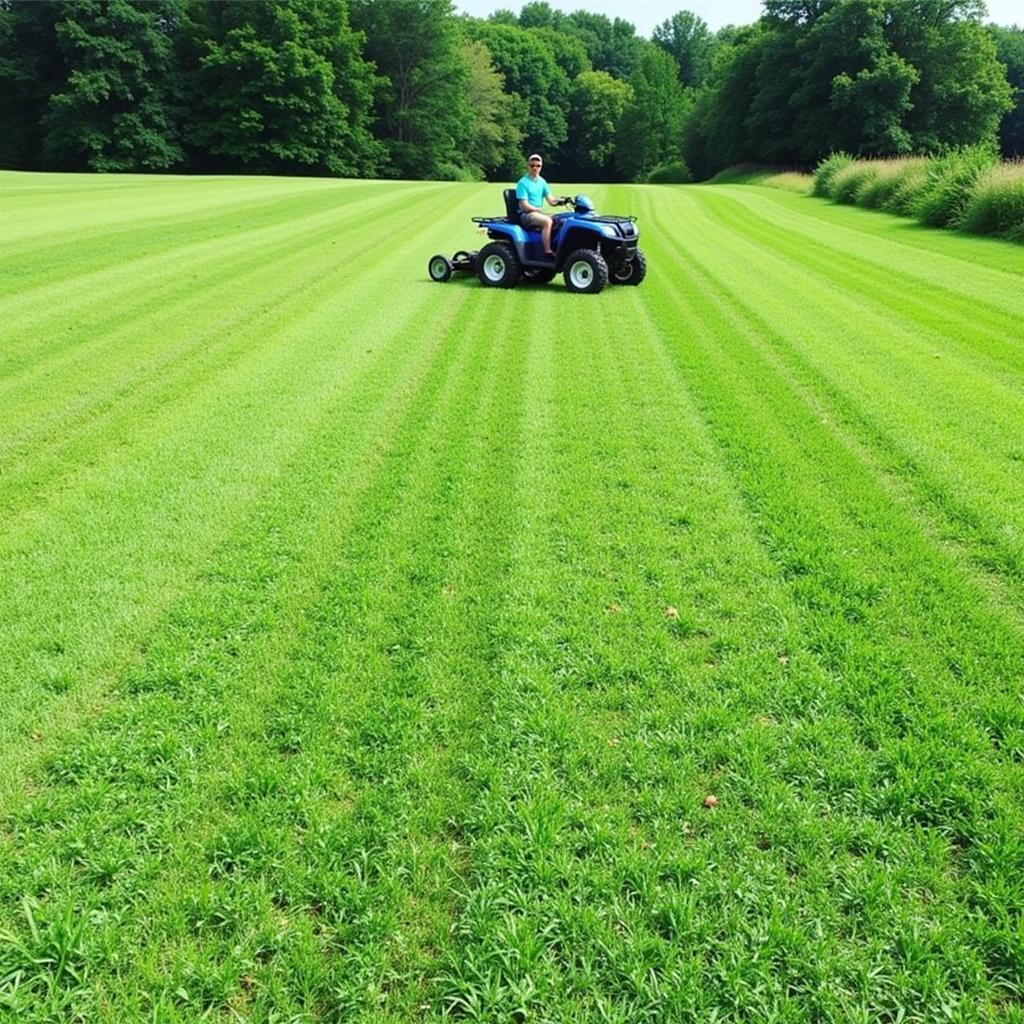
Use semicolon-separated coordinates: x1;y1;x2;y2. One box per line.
523;211;555;255
541;215;554;255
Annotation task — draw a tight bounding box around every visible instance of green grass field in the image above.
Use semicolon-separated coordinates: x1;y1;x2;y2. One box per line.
2;171;1024;1022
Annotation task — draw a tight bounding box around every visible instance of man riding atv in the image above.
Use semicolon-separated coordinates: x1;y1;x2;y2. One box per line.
516;153;568;256
426;168;646;293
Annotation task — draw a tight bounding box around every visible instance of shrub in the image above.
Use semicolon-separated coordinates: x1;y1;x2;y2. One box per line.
809;149;1021;243
857;157;927;210
646;159;692;184
433;162;482;182
880;160;931;217
813;152;854;197
830;162;879;204
913;146;997;228
958;161;1024;241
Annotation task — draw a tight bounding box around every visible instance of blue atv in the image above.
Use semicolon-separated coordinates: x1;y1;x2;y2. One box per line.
427;189;645;294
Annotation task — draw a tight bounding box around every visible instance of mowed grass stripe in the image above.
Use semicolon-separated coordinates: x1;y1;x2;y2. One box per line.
432;273;818;1020
660;187;1024;605
0;180;447;385
0;289;512;1020
639;186;1024;1012
0;183;469;505
0;174;397;299
0;284;452;790
709;180;1024;285
0;185;492;775
645;183;1024;719
702;187;1024;378
2;175;1022;1022
0;172;347;244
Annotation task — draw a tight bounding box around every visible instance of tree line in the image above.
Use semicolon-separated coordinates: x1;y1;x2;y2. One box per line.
1;0;1021;184
684;0;1021;180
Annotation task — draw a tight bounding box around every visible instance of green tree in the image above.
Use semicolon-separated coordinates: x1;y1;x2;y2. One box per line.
458;38;523;178
351;0;470;178
560;11;644;80
616;46;689;181
22;0;185;171
831;52;918;154
534;26;591;79
469;21;569;160
763;0;837;24
0;0;62;169
685;0;1013;176
517;1;561;30
890;1;1013;151
652;10;715;88
989;24;1024;156
683;24;764;177
784;0;914;159
185;0;381;176
568;69;632;178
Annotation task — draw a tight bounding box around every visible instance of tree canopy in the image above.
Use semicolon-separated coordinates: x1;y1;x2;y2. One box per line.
0;0;1019;182
652;10;715;88
187;0;380;176
989;24;1024;156
683;0;1013;177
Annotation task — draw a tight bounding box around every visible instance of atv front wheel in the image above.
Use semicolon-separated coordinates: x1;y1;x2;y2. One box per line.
563;248;608;294
428;254;453;282
477;242;521;288
609;248;646;286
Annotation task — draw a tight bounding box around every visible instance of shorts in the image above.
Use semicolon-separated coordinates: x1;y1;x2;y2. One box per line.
521;210;551;229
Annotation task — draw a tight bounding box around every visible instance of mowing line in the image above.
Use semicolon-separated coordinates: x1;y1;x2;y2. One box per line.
0;284;494;1019
0;186;480;508
653;187;1024;610
639;187;1024;1008
0;182;449;389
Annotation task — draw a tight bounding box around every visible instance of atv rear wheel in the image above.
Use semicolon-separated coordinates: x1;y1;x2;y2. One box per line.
610;248;646;286
477;242;521;288
563;248;608;294
428;254;453;282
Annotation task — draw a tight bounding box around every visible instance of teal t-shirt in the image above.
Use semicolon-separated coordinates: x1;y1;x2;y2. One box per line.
516;174;550;211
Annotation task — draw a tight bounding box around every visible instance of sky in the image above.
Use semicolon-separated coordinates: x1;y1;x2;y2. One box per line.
453;0;1023;35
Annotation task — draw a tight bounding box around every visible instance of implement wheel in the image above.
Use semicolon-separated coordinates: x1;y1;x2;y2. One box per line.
428;254;453;282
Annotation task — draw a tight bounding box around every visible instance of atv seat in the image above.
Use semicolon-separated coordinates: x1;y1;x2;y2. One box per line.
503;187;521;226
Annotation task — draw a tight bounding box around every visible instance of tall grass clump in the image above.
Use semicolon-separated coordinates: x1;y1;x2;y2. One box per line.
855;157;928;212
708;164;813;193
959;161;1024;242
913;146;997;228
812;152;853;197
829;161;879;204
812;148;1023;242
